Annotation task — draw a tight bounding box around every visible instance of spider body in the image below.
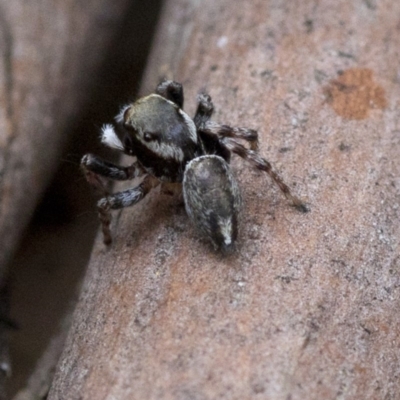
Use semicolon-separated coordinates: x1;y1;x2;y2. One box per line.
81;80;307;251
120;94;201;182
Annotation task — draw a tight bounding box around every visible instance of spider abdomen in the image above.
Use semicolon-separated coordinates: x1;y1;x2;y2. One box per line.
183;155;242;252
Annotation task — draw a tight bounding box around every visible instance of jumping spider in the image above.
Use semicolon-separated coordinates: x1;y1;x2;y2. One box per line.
81;80;307;252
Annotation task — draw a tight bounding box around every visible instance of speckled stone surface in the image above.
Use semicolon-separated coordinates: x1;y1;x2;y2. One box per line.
50;1;400;399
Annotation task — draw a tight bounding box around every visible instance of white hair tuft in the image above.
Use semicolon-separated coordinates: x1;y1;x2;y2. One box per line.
100;124;124;151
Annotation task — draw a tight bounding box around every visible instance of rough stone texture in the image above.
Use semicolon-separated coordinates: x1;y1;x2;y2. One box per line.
50;0;400;399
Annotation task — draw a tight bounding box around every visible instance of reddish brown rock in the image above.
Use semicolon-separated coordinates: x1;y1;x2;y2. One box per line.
324;68;387;120
50;0;400;399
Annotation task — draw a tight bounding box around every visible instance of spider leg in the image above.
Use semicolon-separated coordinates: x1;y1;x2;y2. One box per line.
193;92;214;128
197;129;231;162
193;92;257;149
222;138;308;212
155;80;184;108
203;121;259;151
81;153;144;196
97;175;160;245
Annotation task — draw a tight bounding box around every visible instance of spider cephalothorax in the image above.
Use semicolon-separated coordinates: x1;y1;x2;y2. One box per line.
81;80;307;252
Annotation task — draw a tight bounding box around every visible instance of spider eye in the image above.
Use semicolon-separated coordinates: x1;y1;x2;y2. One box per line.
143;132;158;142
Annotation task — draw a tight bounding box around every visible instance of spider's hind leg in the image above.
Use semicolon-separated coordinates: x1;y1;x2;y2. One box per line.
222;138;308;212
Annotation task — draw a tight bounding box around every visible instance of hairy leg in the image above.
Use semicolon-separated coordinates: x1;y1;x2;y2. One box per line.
193;90;257;149
222;138;308;212
203;121;259;150
97;174;160;245
81;153;144;195
155;80;184;108
193;92;214;129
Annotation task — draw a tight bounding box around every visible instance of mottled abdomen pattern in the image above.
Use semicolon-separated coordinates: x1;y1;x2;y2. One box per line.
183;155;242;252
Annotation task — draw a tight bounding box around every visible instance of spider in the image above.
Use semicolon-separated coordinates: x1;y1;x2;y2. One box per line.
81;80;307;252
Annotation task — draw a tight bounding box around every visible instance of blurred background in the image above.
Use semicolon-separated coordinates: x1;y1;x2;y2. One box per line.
2;1;163;397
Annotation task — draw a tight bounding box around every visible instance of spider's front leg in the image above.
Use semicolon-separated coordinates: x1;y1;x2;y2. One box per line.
156;80;184;108
194;92;214;129
203;123;259;151
97;175;160;245
81;153;144;196
223;138;308;213
194;91;258;150
81;153;150;244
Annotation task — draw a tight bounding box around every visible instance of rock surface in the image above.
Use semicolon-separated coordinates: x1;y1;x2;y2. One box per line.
50;0;400;399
